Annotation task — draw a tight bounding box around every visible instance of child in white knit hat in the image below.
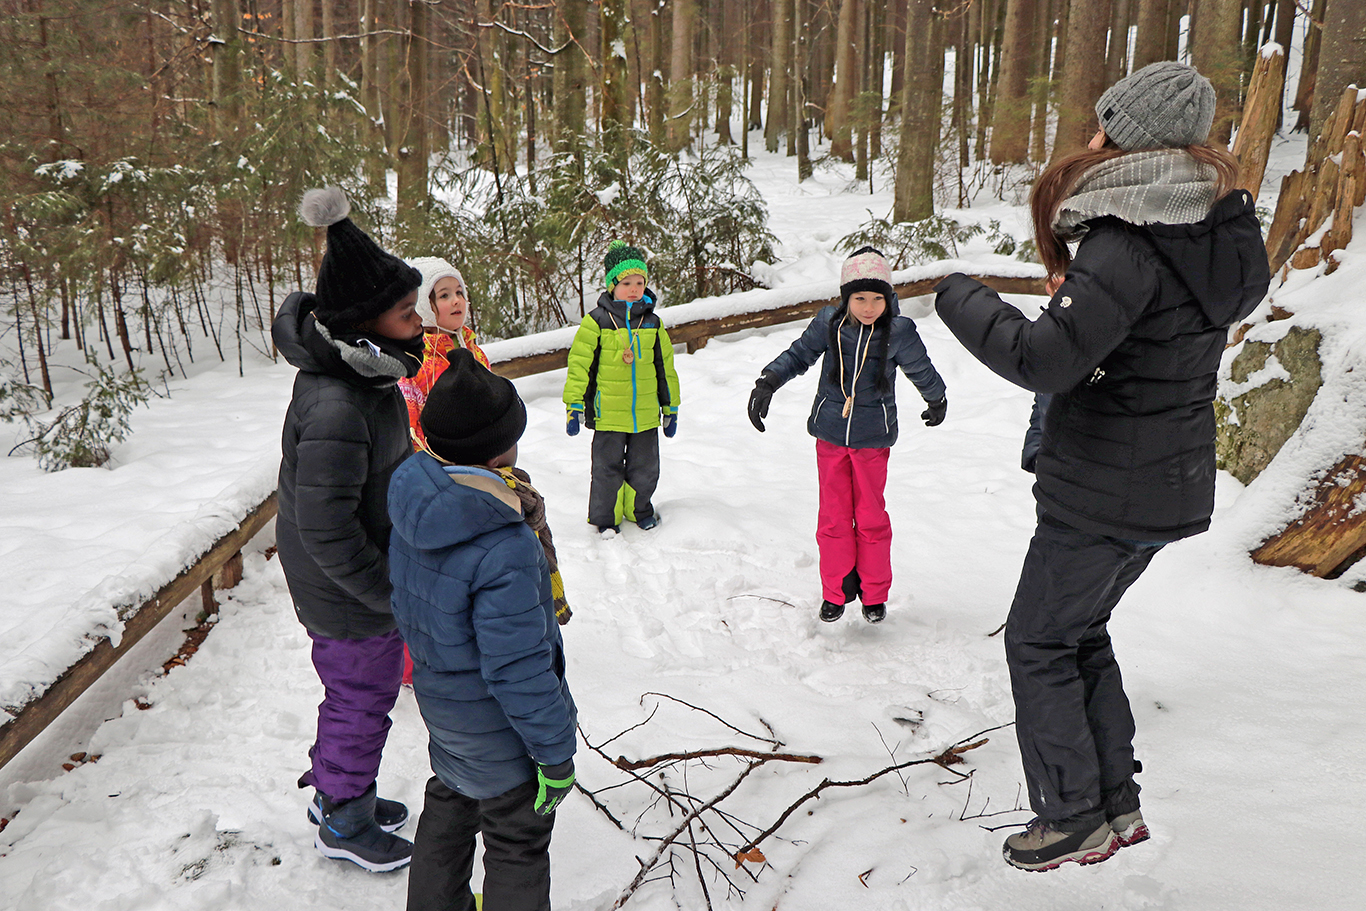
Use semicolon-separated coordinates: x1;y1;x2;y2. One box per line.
399;257;490;451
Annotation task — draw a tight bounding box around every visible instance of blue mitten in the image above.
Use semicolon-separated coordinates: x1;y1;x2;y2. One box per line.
566;405;583;436
661;410;678;438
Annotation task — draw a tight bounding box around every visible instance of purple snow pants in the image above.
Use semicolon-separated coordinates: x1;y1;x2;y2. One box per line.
299;629;404;801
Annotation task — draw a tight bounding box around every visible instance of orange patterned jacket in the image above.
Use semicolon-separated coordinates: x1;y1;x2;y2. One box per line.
399;328;490;449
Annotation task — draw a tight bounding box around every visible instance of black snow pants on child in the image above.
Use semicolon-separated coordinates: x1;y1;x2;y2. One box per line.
1004;511;1163;831
589;429;660;527
406;777;555;911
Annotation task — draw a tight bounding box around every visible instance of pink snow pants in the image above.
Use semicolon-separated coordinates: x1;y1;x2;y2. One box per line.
815;439;892;605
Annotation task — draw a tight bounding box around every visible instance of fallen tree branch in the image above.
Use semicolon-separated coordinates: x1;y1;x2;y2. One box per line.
734;726;1009;859
615;748;822;772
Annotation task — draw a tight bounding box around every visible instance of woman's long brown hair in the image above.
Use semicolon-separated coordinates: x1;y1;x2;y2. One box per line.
1029;144;1243;278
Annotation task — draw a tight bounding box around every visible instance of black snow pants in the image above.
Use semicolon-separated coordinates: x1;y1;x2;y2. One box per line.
1004;511;1164;830
588;428;660;527
406;777;555;911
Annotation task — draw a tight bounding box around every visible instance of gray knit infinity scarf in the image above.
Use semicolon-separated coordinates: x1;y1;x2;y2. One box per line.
1054;149;1217;240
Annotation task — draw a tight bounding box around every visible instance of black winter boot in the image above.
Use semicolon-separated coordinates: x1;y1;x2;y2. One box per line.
309;788;408;833
861;603;886;623
819;600;845;622
314;783;414;872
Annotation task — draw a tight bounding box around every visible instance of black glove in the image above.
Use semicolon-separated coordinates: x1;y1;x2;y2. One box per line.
534;759;575;815
748;374;778;432
921;397;947;427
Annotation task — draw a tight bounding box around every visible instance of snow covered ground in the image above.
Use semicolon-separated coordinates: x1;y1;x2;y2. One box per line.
3;110;1365;907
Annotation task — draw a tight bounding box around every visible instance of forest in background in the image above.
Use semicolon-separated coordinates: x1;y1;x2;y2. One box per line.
1;0;1364;470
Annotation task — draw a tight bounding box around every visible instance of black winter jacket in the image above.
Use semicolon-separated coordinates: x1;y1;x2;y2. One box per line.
762;294;947;449
272;291;419;639
936;190;1270;541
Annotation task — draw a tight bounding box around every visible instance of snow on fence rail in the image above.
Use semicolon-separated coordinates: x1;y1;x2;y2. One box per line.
0;262;1045;772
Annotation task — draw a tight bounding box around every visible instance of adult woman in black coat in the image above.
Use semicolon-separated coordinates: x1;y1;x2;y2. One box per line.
935;62;1270;872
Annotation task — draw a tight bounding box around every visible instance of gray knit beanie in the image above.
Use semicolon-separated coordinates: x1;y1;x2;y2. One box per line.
1095;61;1216;151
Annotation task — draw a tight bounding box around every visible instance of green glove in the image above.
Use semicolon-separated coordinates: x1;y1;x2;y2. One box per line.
534;759;575;815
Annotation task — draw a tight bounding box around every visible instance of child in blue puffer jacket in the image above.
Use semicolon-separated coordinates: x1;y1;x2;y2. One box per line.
388;349;577;911
747;247;947;625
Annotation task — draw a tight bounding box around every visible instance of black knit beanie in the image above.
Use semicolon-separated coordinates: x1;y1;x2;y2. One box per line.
299;187;422;332
420;349;527;465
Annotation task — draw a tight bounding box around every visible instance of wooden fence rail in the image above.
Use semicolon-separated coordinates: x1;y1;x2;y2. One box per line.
0;266;1045;773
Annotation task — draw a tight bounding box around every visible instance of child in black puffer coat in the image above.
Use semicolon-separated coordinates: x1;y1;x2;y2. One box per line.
747;247;947;624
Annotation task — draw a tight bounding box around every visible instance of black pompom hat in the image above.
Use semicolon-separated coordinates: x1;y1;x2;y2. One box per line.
420;349;527;465
299;186;421;332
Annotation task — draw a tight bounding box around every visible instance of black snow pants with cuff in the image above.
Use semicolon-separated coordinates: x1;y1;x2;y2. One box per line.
589;428;660;527
1005;511;1164;831
406;776;555;911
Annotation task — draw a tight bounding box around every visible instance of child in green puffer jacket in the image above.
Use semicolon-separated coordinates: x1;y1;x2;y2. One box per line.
563;241;681;534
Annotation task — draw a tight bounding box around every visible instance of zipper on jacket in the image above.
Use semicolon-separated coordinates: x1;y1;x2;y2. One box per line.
882;403;889;434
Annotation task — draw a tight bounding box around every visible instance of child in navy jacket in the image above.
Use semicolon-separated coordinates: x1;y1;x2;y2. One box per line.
747;247;947;623
389;349;576;911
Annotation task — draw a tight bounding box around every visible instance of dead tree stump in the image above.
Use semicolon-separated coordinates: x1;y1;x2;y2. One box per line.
1233;44;1287;202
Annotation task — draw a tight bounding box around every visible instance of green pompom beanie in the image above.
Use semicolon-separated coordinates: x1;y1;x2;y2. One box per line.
603;240;648;292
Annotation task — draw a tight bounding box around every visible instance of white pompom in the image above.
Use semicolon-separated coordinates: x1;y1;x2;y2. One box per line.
299;186;351;227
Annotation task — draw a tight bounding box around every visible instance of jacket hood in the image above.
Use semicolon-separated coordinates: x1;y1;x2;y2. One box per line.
597;289;659;322
1137;189;1270;327
390;454;525;551
272;290;422;386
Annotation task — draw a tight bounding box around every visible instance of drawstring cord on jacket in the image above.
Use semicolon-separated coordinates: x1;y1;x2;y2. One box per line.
836;314;874;419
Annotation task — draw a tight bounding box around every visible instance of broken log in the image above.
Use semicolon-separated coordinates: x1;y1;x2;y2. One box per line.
1251;453;1366;579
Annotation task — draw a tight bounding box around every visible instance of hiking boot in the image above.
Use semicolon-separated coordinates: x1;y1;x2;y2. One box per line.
596;524;620;536
1110;810;1150;847
308;789;408;833
636;513;659;530
313;784;413;872
861;602;886;623
1002;818;1118;872
819;600;845;622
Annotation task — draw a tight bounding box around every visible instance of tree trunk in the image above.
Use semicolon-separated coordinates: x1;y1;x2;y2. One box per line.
1029;0;1057;161
646;0;667;143
397;0;430;237
1050;0;1109;163
294;0;315;78
602;0;631;158
766;0;791;152
868;1;886;160
552;0;587;158
1191;0;1243;145
1104;0;1131;87
667;0;696;152
895;0;939;222
321;1;337;91
747;0;765;132
796;0;812;178
360;0;386;187
1132;0;1170;70
210;0;242;137
990;0;1039;163
1307;0;1366;161
828;0;858;161
1292;0;1326;132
